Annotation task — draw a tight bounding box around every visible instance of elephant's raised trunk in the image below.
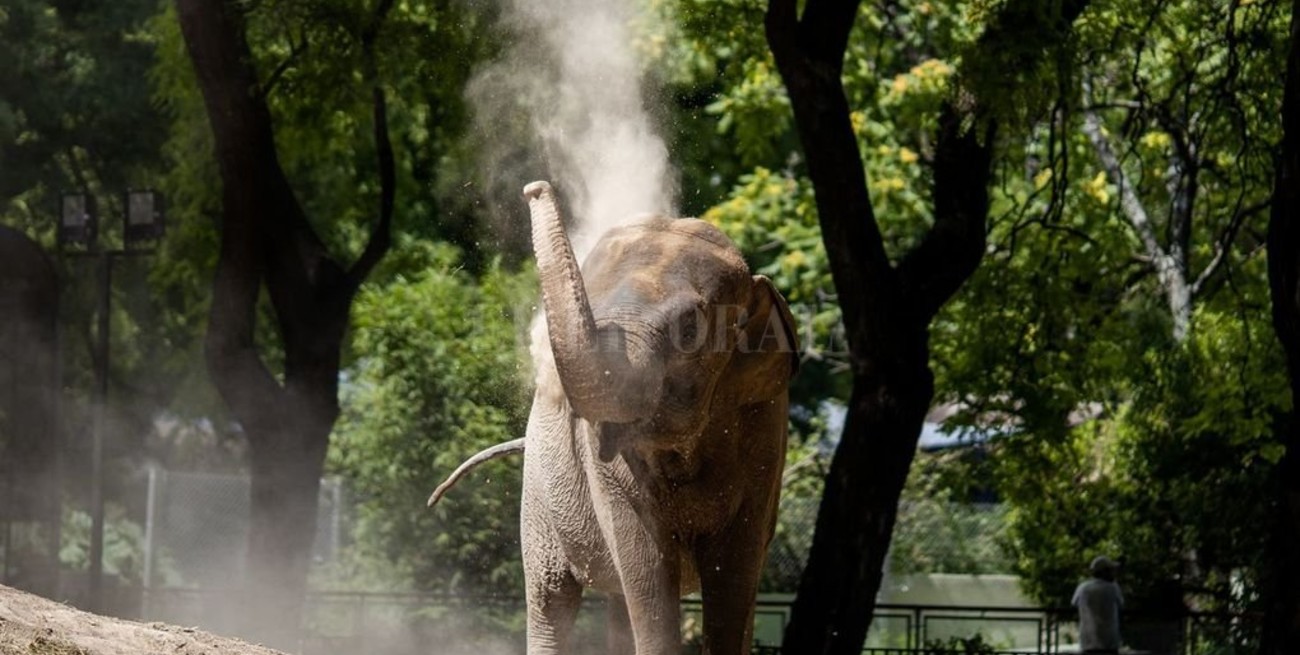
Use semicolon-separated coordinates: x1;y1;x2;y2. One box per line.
525;181;659;423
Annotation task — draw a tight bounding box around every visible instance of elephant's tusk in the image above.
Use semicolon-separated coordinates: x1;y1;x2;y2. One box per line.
426;438;526;508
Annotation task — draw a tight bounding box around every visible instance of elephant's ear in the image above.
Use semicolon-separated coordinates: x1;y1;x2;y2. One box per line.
726;275;800;405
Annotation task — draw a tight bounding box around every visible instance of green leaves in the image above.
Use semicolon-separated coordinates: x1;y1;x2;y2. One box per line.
328;246;535;594
661;0;1291;614
706;58;792;165
892;451;1014;576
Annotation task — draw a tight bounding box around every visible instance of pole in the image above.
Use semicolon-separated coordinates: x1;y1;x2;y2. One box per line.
87;251;111;612
142;464;158;616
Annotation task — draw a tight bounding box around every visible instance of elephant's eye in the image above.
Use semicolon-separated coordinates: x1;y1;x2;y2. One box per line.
671;306;704;352
680;316;697;341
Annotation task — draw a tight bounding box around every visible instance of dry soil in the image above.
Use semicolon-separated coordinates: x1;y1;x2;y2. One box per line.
0;585;286;655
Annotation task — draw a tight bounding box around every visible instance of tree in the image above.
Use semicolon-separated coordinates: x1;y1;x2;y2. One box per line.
0;0;165;223
174;0;395;643
0;0;198;474
928;0;1290;623
1077;0;1278;343
328;245;532;597
986;310;1286;615
1264;0;1300;652
762;1;1090;651
0;226;61;598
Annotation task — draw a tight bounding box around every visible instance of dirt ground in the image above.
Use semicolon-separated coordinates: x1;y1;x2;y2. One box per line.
0;585;285;655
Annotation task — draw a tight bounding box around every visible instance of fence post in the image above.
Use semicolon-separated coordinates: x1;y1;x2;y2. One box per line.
913;606;923;649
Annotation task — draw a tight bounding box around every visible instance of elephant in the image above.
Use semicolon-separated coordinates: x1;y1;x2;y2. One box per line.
429;180;798;655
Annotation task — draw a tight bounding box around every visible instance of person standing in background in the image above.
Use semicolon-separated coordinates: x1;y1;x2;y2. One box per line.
1073;556;1125;654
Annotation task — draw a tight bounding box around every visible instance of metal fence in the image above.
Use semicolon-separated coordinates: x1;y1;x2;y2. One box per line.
126;471;1256;654
133;588;1258;655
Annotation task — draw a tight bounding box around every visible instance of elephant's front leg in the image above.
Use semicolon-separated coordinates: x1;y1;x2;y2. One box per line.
695;507;768;655
695;403;787;655
606;593;635;655
522;522;583;655
521;455;583;655
609;518;682;655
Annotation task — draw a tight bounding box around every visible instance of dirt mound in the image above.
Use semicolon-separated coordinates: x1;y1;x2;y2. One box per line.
0;585;285;655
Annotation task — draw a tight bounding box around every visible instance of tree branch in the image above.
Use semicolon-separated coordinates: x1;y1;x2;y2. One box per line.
897;106;995;321
1081;95;1165;262
176;0;285;418
1191;198;1269;297
763;0;798;57
345;85;395;288
360;0;395;52
798;0;861;69
1261;2;1300;652
343;0;397;290
257;35;308;100
766;0;892;360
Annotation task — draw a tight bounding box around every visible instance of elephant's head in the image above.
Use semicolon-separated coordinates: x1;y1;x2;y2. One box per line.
524;181;798;458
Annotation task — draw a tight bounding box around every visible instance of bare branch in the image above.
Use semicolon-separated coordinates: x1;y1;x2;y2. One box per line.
1081;87;1165;262
1082;101;1144;111
177;0;288;417
360;0;396;52
764;0;799;63
1192;198;1270;296
765;0;890;353
257;35;308;100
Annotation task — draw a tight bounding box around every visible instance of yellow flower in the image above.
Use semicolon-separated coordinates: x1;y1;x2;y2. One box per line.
1034;168;1054;189
850;111;867;136
911;59;953;80
1140;131;1171;150
878;178;907;192
899;147;919;164
782;250;808;270
1082;171;1110;205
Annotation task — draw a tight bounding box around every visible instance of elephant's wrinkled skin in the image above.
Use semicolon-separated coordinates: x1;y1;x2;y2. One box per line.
438;181;798;654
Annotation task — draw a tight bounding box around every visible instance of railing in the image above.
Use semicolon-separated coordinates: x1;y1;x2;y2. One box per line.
134;588;1258;655
863;604;1066;653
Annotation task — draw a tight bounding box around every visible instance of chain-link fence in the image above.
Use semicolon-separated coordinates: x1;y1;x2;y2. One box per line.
140;468;342;591
138;468;1002;594
765;496;1011;590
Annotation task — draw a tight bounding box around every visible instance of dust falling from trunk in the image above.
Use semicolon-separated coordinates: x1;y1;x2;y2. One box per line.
468;0;678;386
468;0;678;260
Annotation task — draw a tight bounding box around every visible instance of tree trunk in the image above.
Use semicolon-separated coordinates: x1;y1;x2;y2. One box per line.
764;2;989;652
0;227;62;599
1263;1;1300;653
242;418;330;645
786;375;932;650
175;0;394;646
1082;103;1196;343
764;2;1089;653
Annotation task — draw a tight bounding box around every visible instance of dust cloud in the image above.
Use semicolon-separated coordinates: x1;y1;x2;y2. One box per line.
468;0;678;260
468;0;680;390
